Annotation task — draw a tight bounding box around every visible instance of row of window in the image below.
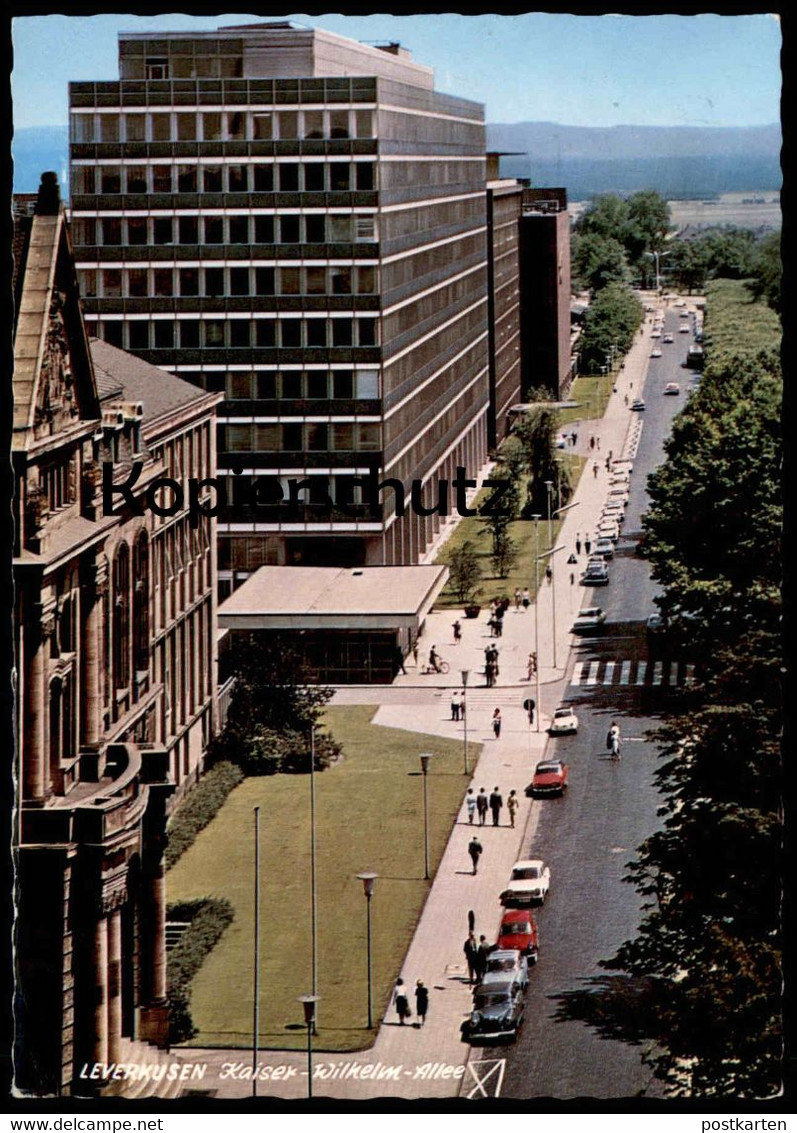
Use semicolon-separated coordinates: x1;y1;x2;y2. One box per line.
72;108;375;144
93;316;380;351
220;421;381;453
219;368;379;401
72;160;376;196
71;212;377;247
78;263;377;299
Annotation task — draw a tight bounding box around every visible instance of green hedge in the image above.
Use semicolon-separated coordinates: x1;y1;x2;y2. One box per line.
165;761;244;870
167;897;234;1044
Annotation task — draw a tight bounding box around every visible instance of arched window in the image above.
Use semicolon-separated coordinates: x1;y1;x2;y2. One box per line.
112;543;130;691
133;532;150;674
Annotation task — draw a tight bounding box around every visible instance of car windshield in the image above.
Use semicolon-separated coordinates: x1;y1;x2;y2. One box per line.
474;992;510;1009
536;763;561;774
554;709;571;718
487;957;514;972
502;922;531;936
513;866;541;879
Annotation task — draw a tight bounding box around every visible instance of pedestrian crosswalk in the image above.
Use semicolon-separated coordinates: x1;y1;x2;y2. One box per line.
570;659;694;688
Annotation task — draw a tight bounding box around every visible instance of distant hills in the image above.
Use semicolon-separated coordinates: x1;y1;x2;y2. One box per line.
11;120;782;201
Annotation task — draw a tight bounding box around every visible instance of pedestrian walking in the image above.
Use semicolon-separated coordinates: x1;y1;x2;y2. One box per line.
507;789;518;828
605;456;611;472
570;571;575;585
526;652;537;680
451;691;460;721
571;430;577;446
608;721;621;761
414;980;429;1027
624;393;629;406
465;788;476;824
452;619;462;644
468;835;483;874
476;789;488;826
545;565;553;585
576;534;582;555
585;536;592;555
458;689;466;720
589;434;595;450
593;461;599;478
463;932;478;983
476;936;492;980
596;437;601;451
522;588;531;611
393;978;411;1025
492;708;502;740
489;786;503;826
514;587;522;611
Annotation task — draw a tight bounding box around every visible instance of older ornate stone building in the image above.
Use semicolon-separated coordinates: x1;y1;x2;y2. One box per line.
12;173;220;1095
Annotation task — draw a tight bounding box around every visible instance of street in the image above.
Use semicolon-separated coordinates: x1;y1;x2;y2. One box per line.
485;303;697;1098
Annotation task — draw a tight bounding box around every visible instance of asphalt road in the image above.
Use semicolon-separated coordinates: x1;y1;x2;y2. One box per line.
483;306;699;1100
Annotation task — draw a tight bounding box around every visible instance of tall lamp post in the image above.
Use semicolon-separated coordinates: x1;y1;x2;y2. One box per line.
461;669;470;776
531;516;541;732
552;503;579;669
537;545;566;679
252;806;261;1098
357;871;378;1030
419;753;432;880
309;726;318;1034
647;248;673;293
297;995;319;1099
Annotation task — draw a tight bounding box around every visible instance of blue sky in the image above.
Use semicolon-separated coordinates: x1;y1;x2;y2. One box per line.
11;11;781;130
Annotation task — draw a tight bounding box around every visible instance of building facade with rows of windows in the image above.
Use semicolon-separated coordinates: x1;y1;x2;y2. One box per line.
12;174;220;1095
69;22;491;595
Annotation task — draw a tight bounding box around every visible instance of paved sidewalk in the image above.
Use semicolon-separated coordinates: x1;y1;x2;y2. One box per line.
183;314;657;1102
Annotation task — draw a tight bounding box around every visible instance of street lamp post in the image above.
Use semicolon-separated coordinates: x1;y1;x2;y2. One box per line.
461;669;470;776
252;806;261;1098
531;516;541;732
545;481;554;552
551;503;580;670
537;545;567;676
297;995;319;1099
309;726;318;1034
357;871;378;1029
419;753;432;880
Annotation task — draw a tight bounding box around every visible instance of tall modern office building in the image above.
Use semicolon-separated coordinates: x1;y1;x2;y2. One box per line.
69;22;490;596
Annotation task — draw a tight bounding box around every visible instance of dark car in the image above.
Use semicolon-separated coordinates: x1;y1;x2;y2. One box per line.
497;908;539;962
527;758;569;797
465;977;525;1043
581;562;609;586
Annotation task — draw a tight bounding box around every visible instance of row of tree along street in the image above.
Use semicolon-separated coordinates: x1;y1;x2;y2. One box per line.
556;272;783;1097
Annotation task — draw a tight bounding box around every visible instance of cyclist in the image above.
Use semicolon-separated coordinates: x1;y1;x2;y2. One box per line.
428;645;442;674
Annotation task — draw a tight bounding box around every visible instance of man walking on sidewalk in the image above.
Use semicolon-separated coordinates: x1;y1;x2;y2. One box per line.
489;786;504;826
468;836;483;875
476;788;489;826
463;932;478;983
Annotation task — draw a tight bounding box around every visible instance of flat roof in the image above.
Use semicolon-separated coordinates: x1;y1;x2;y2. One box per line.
219;564;449;632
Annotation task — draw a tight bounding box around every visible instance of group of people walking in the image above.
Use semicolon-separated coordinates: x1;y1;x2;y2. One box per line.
484;643;500;687
465;786;520;832
392;977;429;1027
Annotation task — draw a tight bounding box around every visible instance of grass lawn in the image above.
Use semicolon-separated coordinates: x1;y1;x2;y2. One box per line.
559;371;617;427
434;453;586;610
166;705;481;1051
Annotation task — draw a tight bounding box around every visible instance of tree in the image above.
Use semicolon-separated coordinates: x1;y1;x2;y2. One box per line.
572;232;631;294
512;405;562;515
480;464;520;578
578;282;644;372
746;230;781;312
576;193;630;241
444;540;482;604
624;190;672;283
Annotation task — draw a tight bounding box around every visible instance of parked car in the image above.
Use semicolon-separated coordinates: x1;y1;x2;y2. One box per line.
597;520;620;541
497;908;539;961
500;859;551;907
549;705;579;734
664;382;680;395
571;606;606;634
650;348;662;358
581;562;609;586
465;978;525;1043
594;537;615;559
527;759;570;797
480;948;529;991
610;471;630;485
650;331;662;339
607;487;629;502
611;459;633;473
663;334;674;344
679;324;690;333
602;501;625;518
630;398;646;411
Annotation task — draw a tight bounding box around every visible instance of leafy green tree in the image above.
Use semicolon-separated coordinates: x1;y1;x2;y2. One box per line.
512;405;562;515
480;465;520;578
746;230;782;312
624;190;672;282
572;231;631;293
576;193;630;240
578;282;644;371
445;540;483;604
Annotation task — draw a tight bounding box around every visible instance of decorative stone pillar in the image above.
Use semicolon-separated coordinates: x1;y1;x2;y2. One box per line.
23;603;55;803
107;905;122;1064
92;914;109;1067
81;559;107;749
138;859;169;1047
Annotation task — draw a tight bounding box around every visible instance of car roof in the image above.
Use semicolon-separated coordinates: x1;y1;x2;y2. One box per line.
512;858;544;870
488;948;524;961
500;908;535;924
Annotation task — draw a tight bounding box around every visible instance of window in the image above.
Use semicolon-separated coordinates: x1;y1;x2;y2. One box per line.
124;114;146;142
280;267;300;295
332;320;353;347
305;215;325;243
150;113;171;141
356;164;374;191
281;373;302;399
356;369;379;398
152;165;172;193
255;267;275;295
328;215;351;242
179;268;199;296
99;166;121;194
329;164;350;191
278;111;298;139
154;321;175;348
254;216;274;243
146;58;169;81
255;424;279;449
203;166;223;192
102;269;122;298
204;268;224;295
203;217;223;244
73;114;95;143
153;269;172;297
229;267;249;295
178;216;198;244
280;216;300;243
128;268;148;297
332;423;354;449
71;218;95;246
281;321;301;348
102;218;122;246
282;423;302;450
252;113;273;140
255;322;276;347
180;320;200;347
306;319;327;347
177;164;197;192
100;116;120;143
253;166;274;192
202;113;222;141
227;111;245;139
229;321;251;347
358;423;381;450
72;167;95;195
303;110;324;139
355;216;376;241
176;113;197;141
112;543;130;690
125;168;147;194
256;371;277;398
228;372;252;399
355;110;374;138
279;164;299;192
306;423;328;451
204;320;226;346
329;110;350;139
153;218;173;245
229;216;249;244
228;165;248;192
331;268;351;295
358;319;377;346
306;267;326;294
227;425;252;452
306;372;328;398
356;266;377;294
77;269;97;297
333;371;353;398
128;321;149;350
304;163;325;192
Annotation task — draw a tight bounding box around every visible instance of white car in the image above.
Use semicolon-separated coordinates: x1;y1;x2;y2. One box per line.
597;520;620;541
608;487;630;503
650;348;662;358
602;502;625;521
549;705;579;734
572;606;606;633
650;330;662;339
500;860;551;907
664;382;681;395
663;334;674;344
594;536;615;558
679;324;690;333
610;472;630;485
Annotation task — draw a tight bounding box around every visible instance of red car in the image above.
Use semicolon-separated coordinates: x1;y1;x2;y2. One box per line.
526;759;569;797
497;908;539;963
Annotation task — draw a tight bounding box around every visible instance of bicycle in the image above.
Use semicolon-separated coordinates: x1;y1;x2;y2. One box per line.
422;659;450;675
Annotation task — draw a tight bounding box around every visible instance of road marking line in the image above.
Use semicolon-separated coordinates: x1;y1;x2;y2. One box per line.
636;661;647;685
571;661;584;686
587;661;600;686
603;660;616;685
465;1059;506;1099
620;660;631;685
652;661;663;686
